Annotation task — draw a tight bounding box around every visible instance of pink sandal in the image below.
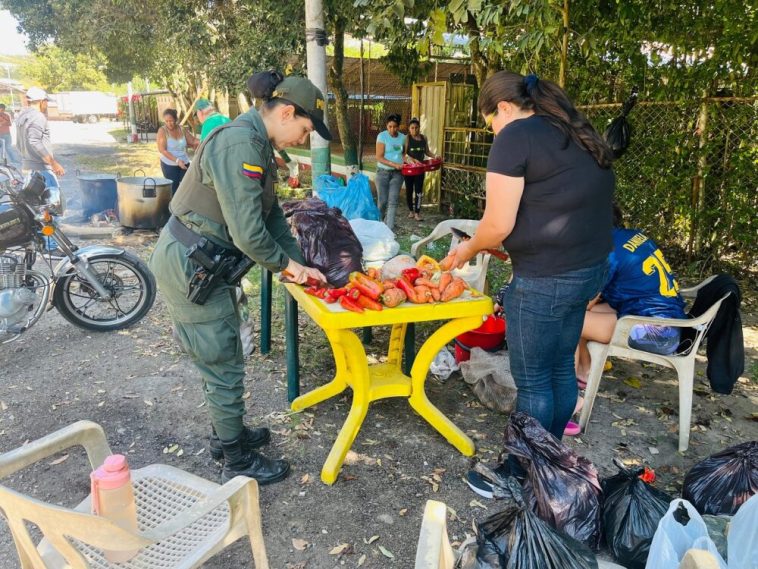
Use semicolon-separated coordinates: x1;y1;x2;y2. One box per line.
564;421;581;436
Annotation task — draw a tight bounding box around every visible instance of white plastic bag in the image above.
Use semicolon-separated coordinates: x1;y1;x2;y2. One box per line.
349;219;399;262
645;500;726;569
727;493;757;569
430;347;459;380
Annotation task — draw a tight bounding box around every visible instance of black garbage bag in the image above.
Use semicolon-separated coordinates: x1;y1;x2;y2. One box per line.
682;440;758;515
603;86;639;159
475;476;598;569
601;459;673;568
503;412;603;549
282;198;363;287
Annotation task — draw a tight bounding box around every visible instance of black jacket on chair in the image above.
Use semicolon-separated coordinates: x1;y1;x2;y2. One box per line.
681;274;744;394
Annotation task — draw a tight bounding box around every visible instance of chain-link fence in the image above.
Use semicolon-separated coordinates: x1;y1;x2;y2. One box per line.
440;98;757;267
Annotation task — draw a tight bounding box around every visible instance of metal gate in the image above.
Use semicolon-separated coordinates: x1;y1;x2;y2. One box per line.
411;82;447;205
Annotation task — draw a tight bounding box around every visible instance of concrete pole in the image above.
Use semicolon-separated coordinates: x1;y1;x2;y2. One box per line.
127;81;138;143
304;0;331;180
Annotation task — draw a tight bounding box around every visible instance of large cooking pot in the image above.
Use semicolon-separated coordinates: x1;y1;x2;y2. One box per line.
76;170;119;218
116;169;172;229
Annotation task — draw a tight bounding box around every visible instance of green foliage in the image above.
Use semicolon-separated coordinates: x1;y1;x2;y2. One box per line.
20;45;112;92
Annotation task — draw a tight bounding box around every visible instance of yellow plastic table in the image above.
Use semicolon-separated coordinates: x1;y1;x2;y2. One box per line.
285;283;493;485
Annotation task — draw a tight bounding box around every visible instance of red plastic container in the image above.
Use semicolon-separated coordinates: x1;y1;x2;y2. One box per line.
401;162;426;176
424;157;443;172
454;314;506;363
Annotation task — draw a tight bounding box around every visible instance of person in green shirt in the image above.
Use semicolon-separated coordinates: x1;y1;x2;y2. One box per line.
149;71;331;485
196;98;231;141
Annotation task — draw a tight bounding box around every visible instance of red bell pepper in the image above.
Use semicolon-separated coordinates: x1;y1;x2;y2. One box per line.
401;267;421;283
326;288;348;300
348;272;384;300
339;295;364;313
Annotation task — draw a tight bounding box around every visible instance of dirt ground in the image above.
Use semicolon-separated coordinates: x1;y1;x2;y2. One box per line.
1;122;756;568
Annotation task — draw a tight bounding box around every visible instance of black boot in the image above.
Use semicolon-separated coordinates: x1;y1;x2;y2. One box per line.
220;438;290;485
210;426;270;461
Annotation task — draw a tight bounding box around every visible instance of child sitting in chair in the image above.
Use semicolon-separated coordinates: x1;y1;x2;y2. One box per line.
576;205;686;385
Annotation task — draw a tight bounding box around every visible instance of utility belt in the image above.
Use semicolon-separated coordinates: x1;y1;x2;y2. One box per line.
167;215;255;305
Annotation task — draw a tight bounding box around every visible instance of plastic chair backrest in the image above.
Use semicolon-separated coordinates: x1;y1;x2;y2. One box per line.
410;219;491;292
0;421;269;569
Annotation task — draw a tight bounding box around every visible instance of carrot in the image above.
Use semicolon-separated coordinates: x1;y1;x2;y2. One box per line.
414;277;439;289
430;287;441;302
414;285;433;303
382;280;397;289
395;276;417;300
440;277;467;302
438;271;453;293
339;295;364;313
356;294;383;311
380;288;407;307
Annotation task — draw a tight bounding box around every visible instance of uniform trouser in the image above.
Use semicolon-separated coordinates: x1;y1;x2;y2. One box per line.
148;228;246;441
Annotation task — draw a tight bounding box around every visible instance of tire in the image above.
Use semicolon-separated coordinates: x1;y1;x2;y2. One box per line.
52;251;156;332
88;115;98;123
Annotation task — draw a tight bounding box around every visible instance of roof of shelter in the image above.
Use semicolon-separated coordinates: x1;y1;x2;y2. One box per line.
328;57;473;97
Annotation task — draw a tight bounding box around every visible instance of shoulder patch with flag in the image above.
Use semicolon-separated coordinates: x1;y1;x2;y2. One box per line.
241;162;264;180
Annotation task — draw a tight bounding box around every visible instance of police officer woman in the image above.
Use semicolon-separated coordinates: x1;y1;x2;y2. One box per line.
149;71;330;485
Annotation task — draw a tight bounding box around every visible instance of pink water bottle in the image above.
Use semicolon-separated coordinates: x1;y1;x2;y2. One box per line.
90;454;140;562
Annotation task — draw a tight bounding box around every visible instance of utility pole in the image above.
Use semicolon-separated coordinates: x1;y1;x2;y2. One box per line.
127;81;138;143
304;0;331;180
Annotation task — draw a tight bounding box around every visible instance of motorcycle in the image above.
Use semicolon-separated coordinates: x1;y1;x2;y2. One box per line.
0;163;156;343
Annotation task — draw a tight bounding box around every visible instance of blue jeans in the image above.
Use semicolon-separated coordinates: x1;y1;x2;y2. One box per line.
504;260;608;441
0;133;21;166
375;169;403;230
161;161;188;195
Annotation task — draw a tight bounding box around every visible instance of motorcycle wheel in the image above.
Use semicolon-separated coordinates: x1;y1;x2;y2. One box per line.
52;251;156;331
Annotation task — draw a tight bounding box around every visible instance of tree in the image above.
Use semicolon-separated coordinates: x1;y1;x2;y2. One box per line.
3;0;306;113
21;45;112;92
325;0;364;168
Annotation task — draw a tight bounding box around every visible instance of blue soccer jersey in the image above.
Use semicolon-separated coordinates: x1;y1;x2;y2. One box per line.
602;228;686;319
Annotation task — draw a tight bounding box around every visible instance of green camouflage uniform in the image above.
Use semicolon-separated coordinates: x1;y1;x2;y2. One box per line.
148;107;303;441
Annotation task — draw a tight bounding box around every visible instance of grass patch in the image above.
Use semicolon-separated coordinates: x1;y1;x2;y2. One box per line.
76;125;161;177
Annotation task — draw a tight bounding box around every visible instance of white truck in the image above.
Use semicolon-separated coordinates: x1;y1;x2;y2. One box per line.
54;91;119;123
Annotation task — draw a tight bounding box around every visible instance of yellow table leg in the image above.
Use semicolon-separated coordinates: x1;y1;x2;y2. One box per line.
408;315;483;456
319;329;372;485
291;328;351;412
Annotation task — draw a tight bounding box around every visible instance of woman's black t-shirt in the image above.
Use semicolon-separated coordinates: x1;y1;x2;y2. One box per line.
487;115;614;277
406;135;427;162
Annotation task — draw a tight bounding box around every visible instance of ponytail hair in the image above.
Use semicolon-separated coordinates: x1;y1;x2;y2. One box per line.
479;71;614;168
247;70;284;101
246;70;309;119
386;113;401;126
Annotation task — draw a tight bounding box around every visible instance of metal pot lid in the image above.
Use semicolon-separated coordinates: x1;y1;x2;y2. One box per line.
117;176;173;186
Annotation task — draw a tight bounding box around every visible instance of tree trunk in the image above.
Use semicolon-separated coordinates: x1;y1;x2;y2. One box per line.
466;19;488;88
559;0;569;88
328;17;358;169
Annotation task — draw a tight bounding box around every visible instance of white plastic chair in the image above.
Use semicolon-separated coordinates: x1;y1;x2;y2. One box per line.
0;420;269;568
414;500;455;569
579;276;728;453
410;219;492;293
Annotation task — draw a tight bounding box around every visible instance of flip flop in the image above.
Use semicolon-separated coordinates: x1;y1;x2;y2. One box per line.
564;421;581;436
